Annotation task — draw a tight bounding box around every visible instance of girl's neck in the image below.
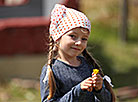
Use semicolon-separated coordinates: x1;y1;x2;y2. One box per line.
57;56;81;67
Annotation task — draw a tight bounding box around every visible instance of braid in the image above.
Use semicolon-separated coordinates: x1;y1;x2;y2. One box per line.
47;36;54;65
82;49;116;102
82;49;104;77
47;36;57;100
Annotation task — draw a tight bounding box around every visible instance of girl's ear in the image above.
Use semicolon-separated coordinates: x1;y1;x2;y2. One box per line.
53;42;59;52
53;40;60;51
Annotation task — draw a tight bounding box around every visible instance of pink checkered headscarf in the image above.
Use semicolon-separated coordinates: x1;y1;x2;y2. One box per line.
50;4;91;41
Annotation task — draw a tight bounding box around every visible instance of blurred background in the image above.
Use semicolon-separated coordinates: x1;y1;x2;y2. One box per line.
0;0;138;102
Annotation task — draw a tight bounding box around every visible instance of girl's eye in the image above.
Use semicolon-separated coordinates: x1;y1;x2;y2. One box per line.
69;35;76;39
82;38;88;41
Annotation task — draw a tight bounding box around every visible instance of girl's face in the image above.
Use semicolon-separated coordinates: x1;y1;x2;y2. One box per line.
57;27;90;59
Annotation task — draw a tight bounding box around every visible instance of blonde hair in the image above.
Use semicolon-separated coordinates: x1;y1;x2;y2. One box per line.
46;36;57;100
46;36;116;101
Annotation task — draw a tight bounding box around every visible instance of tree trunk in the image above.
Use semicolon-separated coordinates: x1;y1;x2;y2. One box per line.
120;0;129;43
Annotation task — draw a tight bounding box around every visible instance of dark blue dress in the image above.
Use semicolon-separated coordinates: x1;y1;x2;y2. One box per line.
40;56;111;102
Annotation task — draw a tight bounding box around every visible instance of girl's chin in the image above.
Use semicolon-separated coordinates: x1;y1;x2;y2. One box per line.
69;53;80;57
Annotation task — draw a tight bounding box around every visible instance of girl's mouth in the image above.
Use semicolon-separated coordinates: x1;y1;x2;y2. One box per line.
71;47;81;51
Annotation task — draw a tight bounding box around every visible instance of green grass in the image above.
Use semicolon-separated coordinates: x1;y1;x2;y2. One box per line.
0;80;41;102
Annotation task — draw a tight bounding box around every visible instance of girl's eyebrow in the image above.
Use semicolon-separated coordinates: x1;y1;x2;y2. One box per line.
84;35;89;37
71;31;78;34
82;32;89;37
70;30;89;37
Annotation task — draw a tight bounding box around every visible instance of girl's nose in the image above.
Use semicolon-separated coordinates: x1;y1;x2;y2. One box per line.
75;40;81;46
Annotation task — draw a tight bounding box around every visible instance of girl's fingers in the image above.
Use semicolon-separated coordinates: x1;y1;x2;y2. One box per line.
81;76;103;91
81;85;89;89
93;80;103;90
93;83;102;91
81;84;92;90
81;77;93;90
87;88;90;92
92;74;102;78
87;87;93;92
87;77;93;81
93;80;103;85
92;74;103;82
82;81;93;88
92;74;103;90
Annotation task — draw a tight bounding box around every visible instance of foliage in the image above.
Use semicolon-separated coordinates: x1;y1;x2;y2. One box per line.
80;0;138;88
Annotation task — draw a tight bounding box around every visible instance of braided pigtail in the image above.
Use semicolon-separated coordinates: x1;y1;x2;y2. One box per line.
46;36;57;100
82;49;116;102
82;49;104;76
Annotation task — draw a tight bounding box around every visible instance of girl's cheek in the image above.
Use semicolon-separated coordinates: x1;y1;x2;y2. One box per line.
82;43;87;49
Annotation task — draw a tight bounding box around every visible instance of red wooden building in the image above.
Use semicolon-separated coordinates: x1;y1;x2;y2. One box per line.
0;0;79;55
0;0;80;80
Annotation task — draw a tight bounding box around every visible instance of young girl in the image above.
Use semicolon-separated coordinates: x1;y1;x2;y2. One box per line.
40;4;115;102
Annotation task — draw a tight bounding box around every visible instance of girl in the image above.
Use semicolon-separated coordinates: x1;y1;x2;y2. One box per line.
40;4;115;102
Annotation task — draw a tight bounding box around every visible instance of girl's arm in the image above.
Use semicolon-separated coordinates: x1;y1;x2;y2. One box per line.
92;73;112;102
80;74;112;102
93;84;112;102
40;66;111;102
40;66;94;102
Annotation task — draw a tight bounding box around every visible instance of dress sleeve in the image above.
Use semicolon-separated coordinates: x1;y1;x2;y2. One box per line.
93;84;112;102
40;65;91;102
40;65;51;102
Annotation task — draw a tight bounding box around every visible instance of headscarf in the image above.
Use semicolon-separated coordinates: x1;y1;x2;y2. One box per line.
50;4;91;41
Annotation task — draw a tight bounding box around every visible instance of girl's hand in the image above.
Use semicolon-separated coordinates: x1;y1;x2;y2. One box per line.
80;77;93;92
92;74;103;91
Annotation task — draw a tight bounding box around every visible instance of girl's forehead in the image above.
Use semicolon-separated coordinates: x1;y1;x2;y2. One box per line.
70;27;90;35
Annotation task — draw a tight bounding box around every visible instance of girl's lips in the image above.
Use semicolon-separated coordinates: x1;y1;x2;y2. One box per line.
71;47;81;51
